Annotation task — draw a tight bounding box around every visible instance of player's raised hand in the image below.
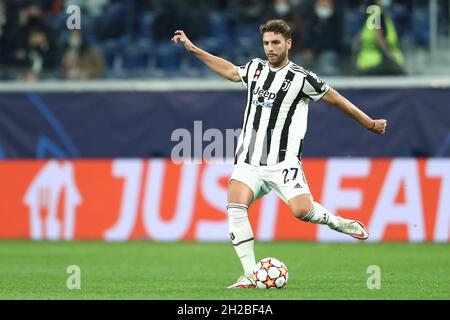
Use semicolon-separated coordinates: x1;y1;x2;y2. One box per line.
171;30;194;52
369;119;387;134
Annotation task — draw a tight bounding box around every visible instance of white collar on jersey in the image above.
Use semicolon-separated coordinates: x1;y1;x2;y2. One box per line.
268;60;291;72
267;60;291;72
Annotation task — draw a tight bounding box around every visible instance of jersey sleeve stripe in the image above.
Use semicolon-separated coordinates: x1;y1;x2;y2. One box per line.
242;60;254;85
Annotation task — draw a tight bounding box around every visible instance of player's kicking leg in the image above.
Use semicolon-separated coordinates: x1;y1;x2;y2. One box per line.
226;179;256;289
288;194;369;240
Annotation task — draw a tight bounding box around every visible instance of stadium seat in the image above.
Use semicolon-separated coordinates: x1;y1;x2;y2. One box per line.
408;6;430;46
315;51;339;76
138;12;156;41
183;38;223;77
153;43;183;77
235;23;260;39
208;11;231;45
46;12;67;32
228;36;261;66
122;39;153;77
99;40;126;78
389;4;411;38
343;7;365;47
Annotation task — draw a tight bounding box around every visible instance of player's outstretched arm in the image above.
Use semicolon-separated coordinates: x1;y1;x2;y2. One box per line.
171;30;240;82
321;87;387;134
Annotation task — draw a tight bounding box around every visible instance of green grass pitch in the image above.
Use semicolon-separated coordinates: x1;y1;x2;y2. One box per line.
0;241;448;300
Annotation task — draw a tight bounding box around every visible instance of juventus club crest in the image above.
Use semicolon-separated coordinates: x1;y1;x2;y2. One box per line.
281;79;292;92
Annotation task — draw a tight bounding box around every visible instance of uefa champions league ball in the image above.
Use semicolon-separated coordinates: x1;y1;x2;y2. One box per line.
253;257;288;289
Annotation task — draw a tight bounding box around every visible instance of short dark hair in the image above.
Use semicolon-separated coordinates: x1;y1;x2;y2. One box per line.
259;19;291;40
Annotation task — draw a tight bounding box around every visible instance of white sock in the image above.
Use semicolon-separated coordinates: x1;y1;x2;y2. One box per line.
301;201;339;229
227;203;255;278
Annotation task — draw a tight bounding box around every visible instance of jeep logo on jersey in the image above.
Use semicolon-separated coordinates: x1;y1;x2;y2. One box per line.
253;86;277;101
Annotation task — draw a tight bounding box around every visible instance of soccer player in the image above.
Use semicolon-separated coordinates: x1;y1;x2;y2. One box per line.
171;19;387;289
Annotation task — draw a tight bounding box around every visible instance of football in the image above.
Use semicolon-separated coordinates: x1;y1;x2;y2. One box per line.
252;257;288;289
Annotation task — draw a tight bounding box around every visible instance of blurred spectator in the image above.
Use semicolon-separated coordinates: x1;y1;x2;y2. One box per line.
0;0;5;36
128;0;154;40
152;1;186;43
61;29;105;80
95;0;129;41
229;0;267;26
302;0;342;75
1;0;449;79
152;0;209;43
64;0;109;18
0;1;25;72
0;0;7;66
24;0;63;16
353;0;405;75
0;0;62;77
0;0;12;79
229;0;267;37
64;0;110;42
0;1;58;69
265;0;305;63
184;0;210;41
20;23;59;81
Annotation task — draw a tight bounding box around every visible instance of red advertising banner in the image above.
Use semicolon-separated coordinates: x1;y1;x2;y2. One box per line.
0;159;448;242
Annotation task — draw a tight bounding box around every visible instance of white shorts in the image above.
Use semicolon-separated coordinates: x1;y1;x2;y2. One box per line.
229;151;311;204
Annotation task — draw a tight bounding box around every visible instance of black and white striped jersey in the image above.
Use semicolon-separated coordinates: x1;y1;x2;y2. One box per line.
234;58;330;166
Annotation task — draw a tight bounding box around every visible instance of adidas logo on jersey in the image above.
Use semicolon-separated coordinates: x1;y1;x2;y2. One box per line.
294;183;302;189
